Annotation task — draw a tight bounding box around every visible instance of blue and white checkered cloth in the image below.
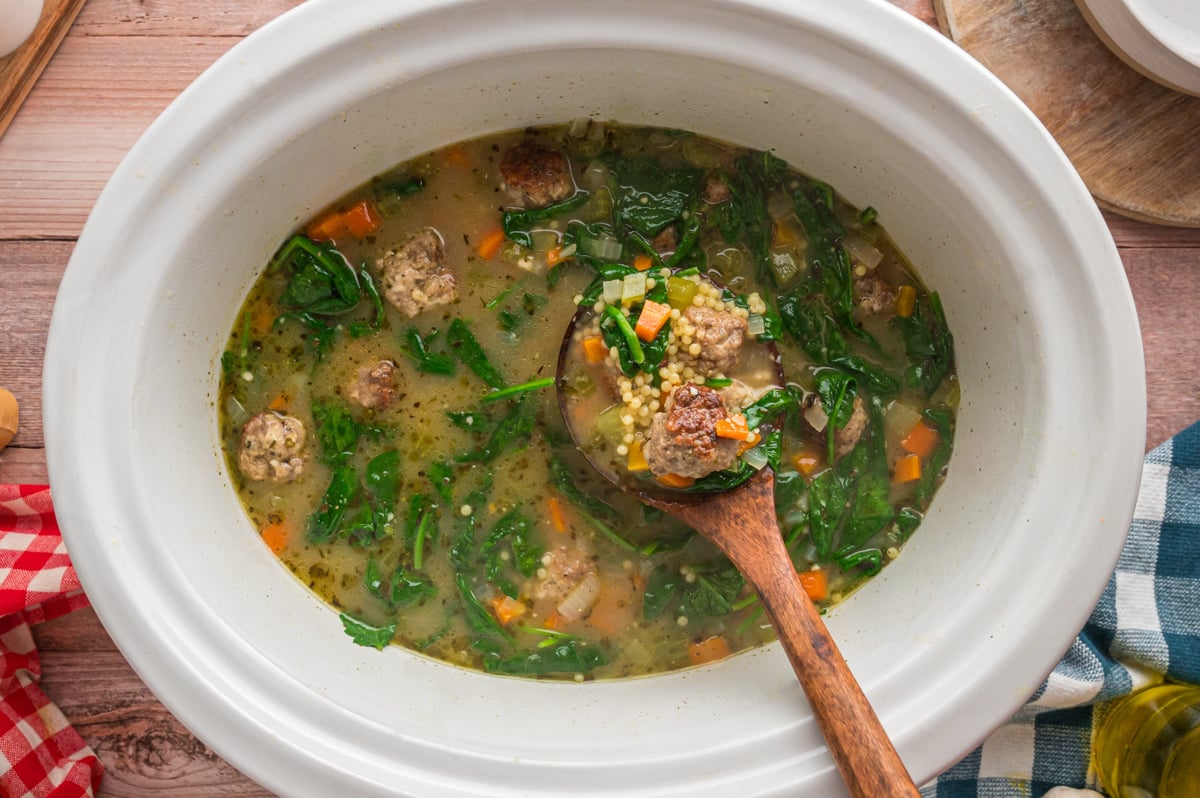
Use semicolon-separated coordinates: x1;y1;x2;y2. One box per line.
921;419;1200;797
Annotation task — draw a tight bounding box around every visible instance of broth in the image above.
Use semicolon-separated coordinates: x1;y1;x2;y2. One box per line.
218;122;957;680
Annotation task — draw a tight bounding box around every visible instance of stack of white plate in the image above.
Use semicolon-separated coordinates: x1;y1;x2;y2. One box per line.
1077;0;1200;95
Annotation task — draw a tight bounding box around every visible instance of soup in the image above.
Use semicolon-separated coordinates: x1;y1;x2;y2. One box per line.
218;121;957;680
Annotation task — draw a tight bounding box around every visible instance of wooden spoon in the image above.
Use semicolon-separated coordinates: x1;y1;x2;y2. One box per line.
556;311;919;797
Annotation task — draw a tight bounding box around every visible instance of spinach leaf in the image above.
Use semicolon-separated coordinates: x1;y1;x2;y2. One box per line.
483;639;609;675
339;613;396;650
480;509;542;581
363;450;401;508
835;548;883;576
605;156;702;237
402;327;456;375
348;267;385;338
455;396;536;463
456;573;513;650
311;402;384;466
914;406;955;508
681;564;744;618
547;455;639;551
723;152;785;283
742;387;800;430
427;459;455;504
450;480;491;572
274;235;362;315
389;564;436;607
272;310;340;362
642;563;682;619
446;318;507;389
895;291;955;398
502;191;591;247
807;467;848;560
307;466;360;543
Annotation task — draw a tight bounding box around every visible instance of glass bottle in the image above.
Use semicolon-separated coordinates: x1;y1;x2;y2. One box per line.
1093;683;1200;797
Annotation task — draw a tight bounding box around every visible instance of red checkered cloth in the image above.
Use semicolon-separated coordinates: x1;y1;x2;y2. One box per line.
0;485;102;798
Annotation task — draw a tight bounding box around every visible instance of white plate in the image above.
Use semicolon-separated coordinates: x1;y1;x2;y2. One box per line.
1077;0;1200;94
42;0;1145;795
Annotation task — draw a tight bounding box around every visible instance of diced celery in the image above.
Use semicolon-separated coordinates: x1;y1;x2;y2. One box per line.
770;249;800;287
602;280;623;305
582;188;614;223
594;404;626;443
666;276;699;310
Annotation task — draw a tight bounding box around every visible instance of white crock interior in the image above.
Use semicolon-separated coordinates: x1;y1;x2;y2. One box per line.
44;1;1144;796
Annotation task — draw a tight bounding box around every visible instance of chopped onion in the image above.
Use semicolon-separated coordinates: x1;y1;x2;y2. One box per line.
746;314;766;337
766;193;793;220
622;272;647;303
581;160;609;189
225;395;250;426
530;229;560;252
602;280;623;305
556;572;602;622
884;401;923;452
770;249;800;286
843;233;883;270
580;232;622;261
804;401;829;433
741;445;770;471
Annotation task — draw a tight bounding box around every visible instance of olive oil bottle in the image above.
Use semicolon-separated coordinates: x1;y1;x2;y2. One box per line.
1093;683;1200;797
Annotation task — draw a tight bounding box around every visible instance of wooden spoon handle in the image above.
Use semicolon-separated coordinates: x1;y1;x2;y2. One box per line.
756;561;920;797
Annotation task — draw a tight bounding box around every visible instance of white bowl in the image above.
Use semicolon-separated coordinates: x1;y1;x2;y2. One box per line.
1077;0;1200;96
42;0;1145;795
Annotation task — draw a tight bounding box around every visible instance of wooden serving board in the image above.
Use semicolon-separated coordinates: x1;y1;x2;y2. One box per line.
935;0;1200;227
0;0;88;141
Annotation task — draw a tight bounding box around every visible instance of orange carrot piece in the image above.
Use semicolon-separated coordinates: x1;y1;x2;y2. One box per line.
791;450;821;476
491;595;527;626
546;245;569;267
687;635;732;666
267;394;289;412
548;496;568;533
798;569;829;602
477;228;507;260
341;199;382;239
581;335;609;364
634;300;672;342
586;586;632;636
893;453;922;484
714;413;753;441
307;211;347;242
260;520;291;555
657;473;695;489
737;431;763;455
633;254;654;272
901;420;939;459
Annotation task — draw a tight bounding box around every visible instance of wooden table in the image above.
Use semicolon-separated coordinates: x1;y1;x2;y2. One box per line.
0;1;1196;795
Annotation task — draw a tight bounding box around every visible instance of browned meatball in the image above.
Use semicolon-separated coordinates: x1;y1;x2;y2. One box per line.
348;360;397;410
702;175;732;204
853;273;895;316
651;225;678;255
678;306;748;376
643;384;739;479
499;141;575;208
833;395;869;457
378;230;458;318
238;412;306;483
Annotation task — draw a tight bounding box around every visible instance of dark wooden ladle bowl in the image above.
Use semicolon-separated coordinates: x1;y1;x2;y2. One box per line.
556;303;919;797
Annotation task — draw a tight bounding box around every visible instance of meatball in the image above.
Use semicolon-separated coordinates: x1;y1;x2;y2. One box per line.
499;141;575;208
238;412;306;483
377;230;458;318
702;175;732;204
651;225;678;255
677;305;748;376
348;359;397;410
529;543;596;607
853;273;896;316
833;395;869;457
643;384;740;479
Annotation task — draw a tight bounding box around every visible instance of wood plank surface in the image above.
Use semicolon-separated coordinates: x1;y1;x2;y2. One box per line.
1;1;1197;796
0;0;89;140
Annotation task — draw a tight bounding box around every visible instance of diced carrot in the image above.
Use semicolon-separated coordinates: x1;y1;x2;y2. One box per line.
585;586;633;636
798;569;829;602
895;285;917;318
307;210;348;242
548;496;567;533
688;635;732;666
445;145;471;168
633;254;654;272
714;413;753;441
791;449;821;476
267;394;289;412
491;595;527;626
627;440;649;472
546;245;573;267
901;419;939;459
543;612;564;630
634;300;672;342
260;520;291;555
893;453;922;484
737;431;763;455
341;199;382;239
581;335;609;364
657;473;695;489
477;228;507;260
